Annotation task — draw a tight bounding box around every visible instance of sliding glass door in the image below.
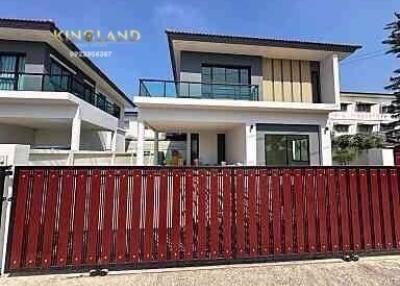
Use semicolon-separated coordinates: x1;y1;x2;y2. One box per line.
265;134;310;166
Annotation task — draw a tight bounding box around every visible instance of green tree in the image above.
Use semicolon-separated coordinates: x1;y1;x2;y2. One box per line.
383;12;400;144
332;134;384;165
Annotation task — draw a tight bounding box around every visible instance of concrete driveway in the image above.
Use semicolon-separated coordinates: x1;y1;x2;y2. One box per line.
2;255;400;286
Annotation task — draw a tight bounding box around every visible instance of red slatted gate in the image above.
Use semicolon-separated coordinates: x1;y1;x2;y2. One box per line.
6;167;400;273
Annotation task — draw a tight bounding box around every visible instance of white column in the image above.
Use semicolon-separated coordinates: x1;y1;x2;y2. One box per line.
110;130;117;152
137;120;145;165
154;131;159;165
186;132;191;166
70;109;81;151
245;123;257;166
320;124;332;166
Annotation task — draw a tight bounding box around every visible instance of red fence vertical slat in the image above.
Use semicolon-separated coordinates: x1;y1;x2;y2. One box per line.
272;170;281;255
389;169;400;248
55;170;74;267
338;169;350;252
158;170;168;261
171;170;181;260
259;170;270;255
370;169;383;249
210;169;219;258
222;169;232;259
184;170;194;259
197;170;207;259
348;169;361;251
8;170;30;270
359;169;372;249
71;170;87;266
41;170;59;268
248;169;257;256
115;170;128;263
86;169;101;265
25;170;45;268
305;169;317;253
294;169;305;254
143;172;155;261
316;169;328;253
327;169;339;253
100;170;115;265
130;170;142;262
380;169;393;249
236;169;245;257
282;169;293;254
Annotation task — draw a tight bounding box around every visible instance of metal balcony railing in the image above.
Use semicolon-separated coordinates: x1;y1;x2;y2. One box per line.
0;72;121;118
139;79;259;101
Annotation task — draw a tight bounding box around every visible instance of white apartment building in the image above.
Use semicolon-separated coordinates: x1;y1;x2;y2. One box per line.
329;91;395;137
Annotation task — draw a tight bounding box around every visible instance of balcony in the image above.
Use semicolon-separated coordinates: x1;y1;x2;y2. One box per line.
139;79;259;101
0;72;121;118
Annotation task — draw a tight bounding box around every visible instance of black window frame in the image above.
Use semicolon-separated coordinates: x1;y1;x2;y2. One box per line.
0;52;26;90
264;134;310;166
217;133;226;164
201;64;251;85
310;61;321;103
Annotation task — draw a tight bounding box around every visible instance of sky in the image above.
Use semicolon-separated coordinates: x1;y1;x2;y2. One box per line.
1;0;398;98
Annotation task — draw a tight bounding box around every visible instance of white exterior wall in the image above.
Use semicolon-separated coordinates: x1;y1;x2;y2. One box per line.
320;54;340;104
226;125;246;165
198;131;218;165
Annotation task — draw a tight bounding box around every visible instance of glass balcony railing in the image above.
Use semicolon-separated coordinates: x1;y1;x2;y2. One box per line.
0;72;121;118
139;79;259;101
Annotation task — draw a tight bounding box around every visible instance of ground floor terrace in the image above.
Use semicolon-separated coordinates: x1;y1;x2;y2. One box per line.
135;104;332;166
0;91;125;152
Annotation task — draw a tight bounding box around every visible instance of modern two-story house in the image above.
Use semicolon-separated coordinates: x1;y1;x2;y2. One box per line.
134;31;361;166
0;18;134;154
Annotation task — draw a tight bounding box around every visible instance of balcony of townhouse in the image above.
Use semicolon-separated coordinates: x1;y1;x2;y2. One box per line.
136;77;338;114
0;72;125;152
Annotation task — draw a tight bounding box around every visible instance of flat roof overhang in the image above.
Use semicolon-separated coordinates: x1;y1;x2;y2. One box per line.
166;30;362;81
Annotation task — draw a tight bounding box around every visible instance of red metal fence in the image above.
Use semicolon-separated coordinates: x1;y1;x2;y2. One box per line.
6;166;400;272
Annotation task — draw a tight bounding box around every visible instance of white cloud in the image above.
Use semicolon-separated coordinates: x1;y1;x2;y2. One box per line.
153;2;209;31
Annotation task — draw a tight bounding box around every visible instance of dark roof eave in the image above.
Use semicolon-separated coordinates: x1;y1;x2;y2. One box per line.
166;30;362;53
0;18;134;108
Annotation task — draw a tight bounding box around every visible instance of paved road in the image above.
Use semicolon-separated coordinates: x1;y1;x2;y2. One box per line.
2;256;400;286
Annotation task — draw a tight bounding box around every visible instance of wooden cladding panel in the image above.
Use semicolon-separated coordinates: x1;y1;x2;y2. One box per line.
272;59;283;102
262;58;314;103
262;58;274;101
291;60;302;102
282;60;292;102
300;61;312;103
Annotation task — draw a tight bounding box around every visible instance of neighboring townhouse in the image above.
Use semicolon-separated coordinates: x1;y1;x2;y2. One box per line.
134;31;360;166
0;19;134;153
329;91;395;137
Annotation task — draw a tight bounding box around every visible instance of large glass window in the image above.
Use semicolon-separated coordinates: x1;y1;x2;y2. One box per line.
0;54;25;90
47;59;72;91
201;65;251;99
356;103;373;112
265;134;310;166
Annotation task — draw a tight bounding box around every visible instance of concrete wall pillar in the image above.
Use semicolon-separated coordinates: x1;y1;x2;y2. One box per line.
245;123;257;166
70;109;81;151
137;120;145;165
154;131;159;165
186;132;191;166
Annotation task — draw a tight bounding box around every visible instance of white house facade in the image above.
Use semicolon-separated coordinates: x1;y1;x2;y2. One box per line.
0;19;134;154
134;31;361;166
